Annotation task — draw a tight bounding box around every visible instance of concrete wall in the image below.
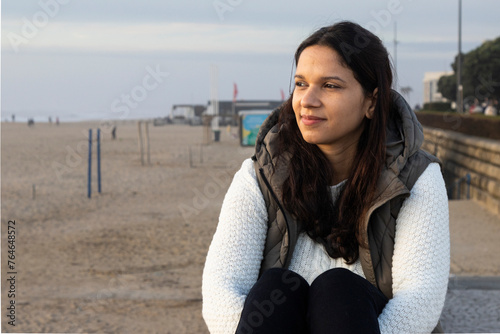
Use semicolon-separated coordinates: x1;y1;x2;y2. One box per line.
422;127;500;216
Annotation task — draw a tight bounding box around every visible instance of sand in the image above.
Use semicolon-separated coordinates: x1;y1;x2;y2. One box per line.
1;121;499;333
1;121;253;333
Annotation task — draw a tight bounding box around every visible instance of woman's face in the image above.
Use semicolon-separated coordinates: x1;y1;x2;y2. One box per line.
292;45;376;153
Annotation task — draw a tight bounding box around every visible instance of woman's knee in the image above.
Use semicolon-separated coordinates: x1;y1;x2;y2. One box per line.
308;269;386;334
311;268;360;291
244;268;309;310
309;268;388;312
258;268;309;293
236;269;309;334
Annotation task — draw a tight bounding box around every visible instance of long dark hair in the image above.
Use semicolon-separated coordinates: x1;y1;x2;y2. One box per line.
277;21;393;263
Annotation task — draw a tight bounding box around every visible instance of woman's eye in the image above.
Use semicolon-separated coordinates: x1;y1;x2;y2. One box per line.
295;81;306;87
325;83;340;89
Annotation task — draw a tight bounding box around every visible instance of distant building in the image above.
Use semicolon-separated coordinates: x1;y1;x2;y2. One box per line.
170;104;207;125
423;71;453;104
166;100;284;126
206;100;283;125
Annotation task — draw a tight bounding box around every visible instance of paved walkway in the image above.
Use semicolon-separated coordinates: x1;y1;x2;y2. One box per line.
441;276;500;332
440;201;500;333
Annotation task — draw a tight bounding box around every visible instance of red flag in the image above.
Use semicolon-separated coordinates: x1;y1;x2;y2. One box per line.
233;83;238;102
280;88;285;101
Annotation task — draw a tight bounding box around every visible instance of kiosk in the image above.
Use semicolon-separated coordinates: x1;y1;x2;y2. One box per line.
239;110;272;146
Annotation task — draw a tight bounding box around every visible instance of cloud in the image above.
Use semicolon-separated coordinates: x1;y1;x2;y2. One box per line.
1;20;300;55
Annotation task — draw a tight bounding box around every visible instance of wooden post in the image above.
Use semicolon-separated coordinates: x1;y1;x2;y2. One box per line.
97;128;101;193
145;121;151;165
203;115;212;145
137;121;144;166
189;146;194;168
88;129;92;198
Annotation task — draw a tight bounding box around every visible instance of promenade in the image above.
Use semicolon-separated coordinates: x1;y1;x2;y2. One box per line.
441;200;500;333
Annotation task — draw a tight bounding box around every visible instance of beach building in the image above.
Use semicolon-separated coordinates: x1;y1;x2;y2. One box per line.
161;100;283;127
169;104;207;125
423;71;453;104
206;100;283;126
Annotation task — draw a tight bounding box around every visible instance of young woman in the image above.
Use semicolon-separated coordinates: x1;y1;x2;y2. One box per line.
202;21;449;334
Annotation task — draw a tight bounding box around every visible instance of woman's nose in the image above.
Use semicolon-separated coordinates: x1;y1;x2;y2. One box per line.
300;87;321;108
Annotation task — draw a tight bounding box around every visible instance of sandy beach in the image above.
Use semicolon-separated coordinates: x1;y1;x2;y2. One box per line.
1;121;499;333
1;121;254;333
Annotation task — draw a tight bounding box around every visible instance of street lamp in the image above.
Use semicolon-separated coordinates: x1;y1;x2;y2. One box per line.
457;0;463;113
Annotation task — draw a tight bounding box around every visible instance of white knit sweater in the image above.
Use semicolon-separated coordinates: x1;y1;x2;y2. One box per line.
202;158;450;334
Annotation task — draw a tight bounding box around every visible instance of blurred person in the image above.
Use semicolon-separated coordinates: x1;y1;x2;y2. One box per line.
203;21;449;334
485;100;498;116
469;98;483;114
481;98;489;113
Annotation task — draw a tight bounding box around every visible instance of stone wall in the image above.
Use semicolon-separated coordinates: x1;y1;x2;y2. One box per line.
422;127;500;216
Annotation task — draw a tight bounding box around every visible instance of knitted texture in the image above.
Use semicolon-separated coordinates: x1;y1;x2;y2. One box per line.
378;162;450;333
202;159;268;334
288;180;366;284
202;159;449;334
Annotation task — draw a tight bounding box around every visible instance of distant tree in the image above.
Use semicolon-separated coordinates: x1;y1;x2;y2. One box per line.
438;37;500;102
437;73;457;101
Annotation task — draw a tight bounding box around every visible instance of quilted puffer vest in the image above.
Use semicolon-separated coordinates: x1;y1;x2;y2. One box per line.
252;91;443;333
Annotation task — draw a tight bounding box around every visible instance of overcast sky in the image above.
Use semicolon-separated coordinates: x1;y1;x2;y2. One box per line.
2;0;499;122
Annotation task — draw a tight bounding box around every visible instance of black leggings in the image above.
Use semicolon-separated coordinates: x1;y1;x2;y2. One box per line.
235;268;388;334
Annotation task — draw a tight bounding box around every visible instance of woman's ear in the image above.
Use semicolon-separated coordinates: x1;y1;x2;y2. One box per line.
365;88;378;119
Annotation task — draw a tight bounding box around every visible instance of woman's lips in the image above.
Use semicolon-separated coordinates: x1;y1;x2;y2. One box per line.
301;115;326;126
